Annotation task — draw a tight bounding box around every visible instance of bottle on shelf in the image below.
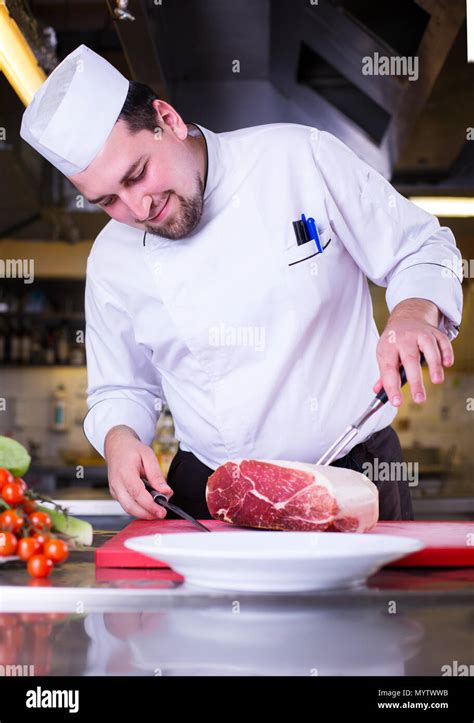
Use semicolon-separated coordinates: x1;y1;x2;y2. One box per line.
56;325;70;365
51;384;68;432
153;408;178;477
69;341;85;366
20;323;32;364
44;329;56;365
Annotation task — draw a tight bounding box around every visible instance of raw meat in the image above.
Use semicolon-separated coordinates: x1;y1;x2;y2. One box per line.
206;460;378;532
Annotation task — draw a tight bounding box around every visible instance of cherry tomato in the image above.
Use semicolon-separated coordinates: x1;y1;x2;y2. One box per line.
17;536;42;561
32;532;50;550
22;499;37;514
0;469;14;491
28;511;52;531
0;531;17;556
27;554;54;578
13;477;27;493
44;539;69;564
2;482;25;506
0;509;25;534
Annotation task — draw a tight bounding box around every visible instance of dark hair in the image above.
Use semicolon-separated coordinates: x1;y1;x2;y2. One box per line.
117;80;162;134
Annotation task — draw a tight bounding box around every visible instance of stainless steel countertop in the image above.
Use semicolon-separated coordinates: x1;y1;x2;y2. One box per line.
0;516;473;676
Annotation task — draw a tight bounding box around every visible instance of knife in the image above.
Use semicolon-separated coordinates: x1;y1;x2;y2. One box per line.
141;478;212;532
316;353;426;466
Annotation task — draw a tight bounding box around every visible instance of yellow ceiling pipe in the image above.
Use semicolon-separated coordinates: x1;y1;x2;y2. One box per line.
0;0;46;106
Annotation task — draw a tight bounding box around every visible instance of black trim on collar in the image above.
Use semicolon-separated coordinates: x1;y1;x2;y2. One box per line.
202;134;209;195
193;123;209;195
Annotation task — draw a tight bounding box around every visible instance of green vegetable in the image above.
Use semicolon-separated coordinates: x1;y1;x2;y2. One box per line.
37;504;93;546
0;436;31;477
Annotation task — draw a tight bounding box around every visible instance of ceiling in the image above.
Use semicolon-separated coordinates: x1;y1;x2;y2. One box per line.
1;0;473;245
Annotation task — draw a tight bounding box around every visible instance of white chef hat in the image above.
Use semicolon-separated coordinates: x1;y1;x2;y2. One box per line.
20;44;130;176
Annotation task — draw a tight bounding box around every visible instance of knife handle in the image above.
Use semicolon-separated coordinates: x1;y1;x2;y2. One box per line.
375;352;426;405
141;477;212;532
141;478;169;505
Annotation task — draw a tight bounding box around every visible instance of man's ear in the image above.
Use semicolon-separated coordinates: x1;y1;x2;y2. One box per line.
154;100;187;140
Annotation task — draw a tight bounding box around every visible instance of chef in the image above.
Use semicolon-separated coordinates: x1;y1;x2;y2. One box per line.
20;45;463;522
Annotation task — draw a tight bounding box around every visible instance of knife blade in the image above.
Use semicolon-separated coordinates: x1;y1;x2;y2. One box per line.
316;353;426;466
141;478;211;532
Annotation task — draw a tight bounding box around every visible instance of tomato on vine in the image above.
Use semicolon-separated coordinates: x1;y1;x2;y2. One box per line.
2;482;25;506
32;531;50;550
0;469;14;491
17;537;42;561
0;509;25;534
44;539;69;564
28;511;52;531
27;554;54;578
0;532;18;556
13;478;27;493
22;499;37;514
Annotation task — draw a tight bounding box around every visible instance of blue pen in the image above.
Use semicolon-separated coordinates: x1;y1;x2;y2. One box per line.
302;214;323;254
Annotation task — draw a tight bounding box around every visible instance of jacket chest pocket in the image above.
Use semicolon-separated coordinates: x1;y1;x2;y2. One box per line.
285;227;332;267
283;227;335;300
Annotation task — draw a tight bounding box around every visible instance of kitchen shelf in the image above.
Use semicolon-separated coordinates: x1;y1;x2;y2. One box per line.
0;312;85;320
0;364;86;369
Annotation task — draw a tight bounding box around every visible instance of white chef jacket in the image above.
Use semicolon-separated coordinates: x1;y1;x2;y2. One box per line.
82;122;463;469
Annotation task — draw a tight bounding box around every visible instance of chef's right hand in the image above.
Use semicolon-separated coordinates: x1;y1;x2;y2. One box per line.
104;425;174;519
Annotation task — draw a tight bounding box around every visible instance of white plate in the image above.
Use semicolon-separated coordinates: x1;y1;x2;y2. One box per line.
124;530;424;592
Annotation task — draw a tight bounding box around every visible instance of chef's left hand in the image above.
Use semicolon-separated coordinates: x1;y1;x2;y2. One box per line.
373;298;454;407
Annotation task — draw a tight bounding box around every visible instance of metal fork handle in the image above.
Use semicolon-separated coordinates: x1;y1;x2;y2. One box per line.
316;353;426;466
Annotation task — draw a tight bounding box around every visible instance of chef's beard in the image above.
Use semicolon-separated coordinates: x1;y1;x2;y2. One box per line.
144;172;204;239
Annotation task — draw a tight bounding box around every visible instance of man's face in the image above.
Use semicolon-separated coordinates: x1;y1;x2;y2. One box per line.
68;105;205;239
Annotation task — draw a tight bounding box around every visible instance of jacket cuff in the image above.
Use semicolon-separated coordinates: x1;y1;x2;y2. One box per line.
82;398;159;459
386;263;462;341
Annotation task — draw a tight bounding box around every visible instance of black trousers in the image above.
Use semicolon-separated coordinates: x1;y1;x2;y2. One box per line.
166;425;414;521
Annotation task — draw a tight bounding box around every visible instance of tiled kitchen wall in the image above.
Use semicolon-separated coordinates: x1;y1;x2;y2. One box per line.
393;368;474;494
0;367;92;462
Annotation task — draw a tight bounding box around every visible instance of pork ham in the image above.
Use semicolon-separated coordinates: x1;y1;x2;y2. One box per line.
206;460;378;532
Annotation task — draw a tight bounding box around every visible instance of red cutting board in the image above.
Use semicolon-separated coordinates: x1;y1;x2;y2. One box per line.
95;520;474;569
95;519;240;568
